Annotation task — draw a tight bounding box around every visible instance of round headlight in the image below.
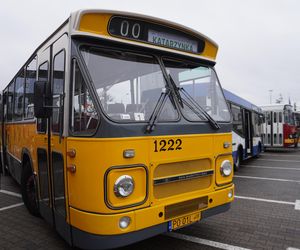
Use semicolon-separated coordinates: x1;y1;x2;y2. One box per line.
220;160;232;177
114;175;134;197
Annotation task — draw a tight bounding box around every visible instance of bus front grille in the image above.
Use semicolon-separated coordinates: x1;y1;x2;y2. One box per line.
153;159;213;199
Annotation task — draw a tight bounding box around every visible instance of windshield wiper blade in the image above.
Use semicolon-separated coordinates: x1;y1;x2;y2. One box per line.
180;87;220;130
169;74;184;108
167;74;220;129
145;88;170;133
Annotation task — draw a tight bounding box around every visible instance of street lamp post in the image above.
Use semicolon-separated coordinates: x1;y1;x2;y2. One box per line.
269;90;273;104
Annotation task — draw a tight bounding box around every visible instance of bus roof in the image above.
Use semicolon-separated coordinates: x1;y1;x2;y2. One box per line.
70;9;219;61
3;9;220;92
260;103;293;111
223;89;262;113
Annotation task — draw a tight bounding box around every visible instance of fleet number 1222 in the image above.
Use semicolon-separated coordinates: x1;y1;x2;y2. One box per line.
154;139;182;152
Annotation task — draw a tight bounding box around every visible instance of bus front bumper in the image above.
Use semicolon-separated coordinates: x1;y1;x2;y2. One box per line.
71;202;231;249
70;185;234;249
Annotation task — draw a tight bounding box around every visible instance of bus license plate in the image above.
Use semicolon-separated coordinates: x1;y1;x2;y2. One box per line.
169;212;200;231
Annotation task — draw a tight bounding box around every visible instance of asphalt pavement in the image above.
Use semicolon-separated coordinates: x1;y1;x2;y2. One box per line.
0;147;300;250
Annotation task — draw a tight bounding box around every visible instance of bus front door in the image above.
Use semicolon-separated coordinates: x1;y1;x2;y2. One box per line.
273;111;283;146
244;110;253;156
36;35;71;244
36;46;53;226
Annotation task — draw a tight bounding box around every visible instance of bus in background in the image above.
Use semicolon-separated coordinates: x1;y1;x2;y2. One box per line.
0;10;234;249
261;104;298;148
0;93;3;175
224;89;263;171
293;111;300;144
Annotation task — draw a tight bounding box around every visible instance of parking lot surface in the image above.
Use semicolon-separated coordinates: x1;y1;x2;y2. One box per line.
0;147;300;250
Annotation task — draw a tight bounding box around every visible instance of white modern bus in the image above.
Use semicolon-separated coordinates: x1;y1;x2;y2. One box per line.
224;90;263;170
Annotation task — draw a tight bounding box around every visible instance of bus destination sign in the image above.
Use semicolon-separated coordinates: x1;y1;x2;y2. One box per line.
108;16;205;54
148;30;198;53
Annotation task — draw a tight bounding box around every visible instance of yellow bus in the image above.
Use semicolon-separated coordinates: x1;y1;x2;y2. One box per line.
1;9;234;249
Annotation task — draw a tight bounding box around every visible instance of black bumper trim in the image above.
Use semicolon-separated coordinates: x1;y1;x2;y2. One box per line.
202;202;231;219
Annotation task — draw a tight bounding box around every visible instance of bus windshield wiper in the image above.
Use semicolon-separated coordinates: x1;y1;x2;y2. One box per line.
168;73;219;129
145;87;170;133
169;74;184;108
180;87;220;130
167;73;220;129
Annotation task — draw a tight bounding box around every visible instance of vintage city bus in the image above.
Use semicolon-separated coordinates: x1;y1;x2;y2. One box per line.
224;89;263;170
0;9;234;249
293;111;300;144
261;104;298;148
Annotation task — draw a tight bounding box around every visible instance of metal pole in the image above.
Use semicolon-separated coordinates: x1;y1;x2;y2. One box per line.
269;90;273;104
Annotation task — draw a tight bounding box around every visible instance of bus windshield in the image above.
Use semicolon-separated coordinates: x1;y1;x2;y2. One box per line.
80;46;230;123
81;47;179;122
163;58;230;122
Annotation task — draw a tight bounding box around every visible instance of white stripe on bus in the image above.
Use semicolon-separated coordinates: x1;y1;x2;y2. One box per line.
166;232;251;250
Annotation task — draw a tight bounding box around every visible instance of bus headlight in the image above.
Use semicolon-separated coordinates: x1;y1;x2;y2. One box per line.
114;175;135;197
220;160;232;177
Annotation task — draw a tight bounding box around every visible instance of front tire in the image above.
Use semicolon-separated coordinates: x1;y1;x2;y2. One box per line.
21;162;40;216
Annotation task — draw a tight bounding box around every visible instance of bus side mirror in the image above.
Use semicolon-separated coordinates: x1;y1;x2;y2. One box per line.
34;81;51;118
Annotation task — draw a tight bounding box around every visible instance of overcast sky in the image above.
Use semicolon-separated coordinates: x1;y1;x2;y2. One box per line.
1;0;300;109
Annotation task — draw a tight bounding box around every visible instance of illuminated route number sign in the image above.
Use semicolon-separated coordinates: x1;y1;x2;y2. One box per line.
108;16;205;54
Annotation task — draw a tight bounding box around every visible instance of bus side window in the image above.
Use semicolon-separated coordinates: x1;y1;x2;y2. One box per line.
14;70;25;121
267;112;271;125
284;110;289;124
3;89;7;121
7;81;14;122
37;61;49;133
71;63;99;134
253;113;260;137
52;50;65;133
231;104;244;136
25;57;37;119
279;112;282;123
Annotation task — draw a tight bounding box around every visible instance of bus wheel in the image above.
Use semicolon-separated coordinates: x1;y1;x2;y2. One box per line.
234;149;242;171
21;162;40;217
